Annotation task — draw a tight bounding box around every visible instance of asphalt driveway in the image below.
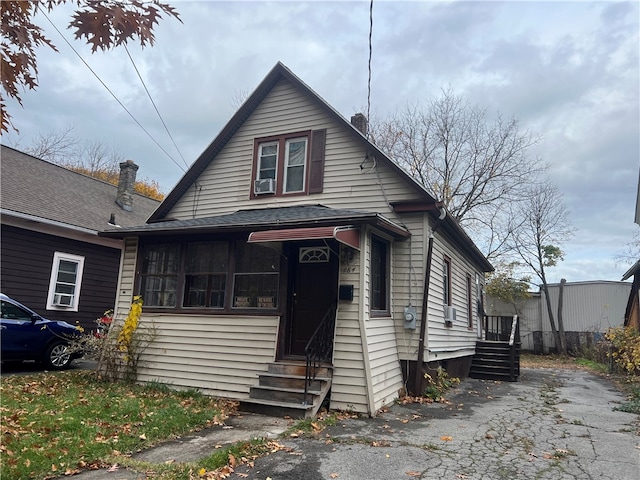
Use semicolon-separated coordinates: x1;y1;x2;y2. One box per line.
73;367;639;480
233;368;639;480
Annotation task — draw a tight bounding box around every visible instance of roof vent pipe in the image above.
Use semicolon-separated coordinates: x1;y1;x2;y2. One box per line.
116;160;139;212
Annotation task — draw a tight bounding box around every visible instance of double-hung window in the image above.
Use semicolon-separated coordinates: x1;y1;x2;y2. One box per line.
140;244;179;307
233;243;280;308
257;142;278;181
253;133;311;197
283;138;307;193
370;236;390;315
183;241;228;308
443;256;452;306
139;241;280;310
47;252;84;311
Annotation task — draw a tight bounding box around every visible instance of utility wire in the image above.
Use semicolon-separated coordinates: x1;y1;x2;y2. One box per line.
41;11;186;173
367;0;373;139
123;44;189;170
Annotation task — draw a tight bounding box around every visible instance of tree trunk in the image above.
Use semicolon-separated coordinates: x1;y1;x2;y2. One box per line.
557;278;568;355
541;282;562;353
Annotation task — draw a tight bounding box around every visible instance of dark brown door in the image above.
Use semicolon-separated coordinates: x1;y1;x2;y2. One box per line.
286;244;338;357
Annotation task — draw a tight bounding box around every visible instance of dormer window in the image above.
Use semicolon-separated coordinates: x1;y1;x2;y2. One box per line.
251;130;326;198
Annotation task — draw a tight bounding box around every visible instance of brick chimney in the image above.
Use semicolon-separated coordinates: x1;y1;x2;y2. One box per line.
350;113;368;136
116;160;138;212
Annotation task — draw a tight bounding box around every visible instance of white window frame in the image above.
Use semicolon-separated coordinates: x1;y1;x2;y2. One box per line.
283;137;307;193
257;141;279;181
46;252;85;311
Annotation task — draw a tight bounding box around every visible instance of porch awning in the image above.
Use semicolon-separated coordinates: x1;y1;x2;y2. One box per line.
247;225;360;250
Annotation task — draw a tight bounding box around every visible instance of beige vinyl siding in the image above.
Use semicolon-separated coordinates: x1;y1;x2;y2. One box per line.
168;78;419;222
331;244;369;414
357;229;404;413
134;314;279;398
366;318;404;411
113;237;138;320
390;213;427;361
426;230;481;362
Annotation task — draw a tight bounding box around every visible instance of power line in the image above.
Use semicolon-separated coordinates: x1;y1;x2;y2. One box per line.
367;0;373;139
40;10;186;173
123;44;190;170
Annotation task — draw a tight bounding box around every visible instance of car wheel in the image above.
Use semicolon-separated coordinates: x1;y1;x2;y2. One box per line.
45;341;72;370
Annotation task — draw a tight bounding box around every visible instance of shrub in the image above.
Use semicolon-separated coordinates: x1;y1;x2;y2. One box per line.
423;366;460;400
605;326;640;375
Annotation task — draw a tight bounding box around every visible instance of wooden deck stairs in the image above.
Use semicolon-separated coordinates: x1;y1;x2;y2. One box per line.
240;361;332;419
469;340;520;382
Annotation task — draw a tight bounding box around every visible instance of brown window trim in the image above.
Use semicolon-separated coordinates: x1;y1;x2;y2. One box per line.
136;236;287;315
443;255;452;306
250;130;312;199
466;273;473;329
370;235;390;317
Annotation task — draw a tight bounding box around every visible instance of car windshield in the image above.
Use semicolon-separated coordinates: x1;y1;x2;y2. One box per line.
0;300;33;321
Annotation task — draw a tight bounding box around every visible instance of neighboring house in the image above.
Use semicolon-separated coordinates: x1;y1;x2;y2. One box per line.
100;62;493;417
0;145;160;331
622;170;640;330
622;261;640;330
487;280;631;353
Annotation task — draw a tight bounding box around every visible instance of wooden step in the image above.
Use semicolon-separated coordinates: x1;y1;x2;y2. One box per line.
239;398;316;419
257;372;329;391
241;361;333;419
249;384;322;404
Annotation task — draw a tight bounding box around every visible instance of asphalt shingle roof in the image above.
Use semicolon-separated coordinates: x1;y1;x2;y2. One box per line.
100;204;409;238
1;145;160;232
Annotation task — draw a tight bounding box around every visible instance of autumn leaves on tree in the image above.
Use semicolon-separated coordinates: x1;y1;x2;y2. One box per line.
1;0;180;132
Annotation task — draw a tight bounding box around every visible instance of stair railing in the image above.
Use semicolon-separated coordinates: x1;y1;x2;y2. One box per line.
483;315;515;341
304;300;337;406
508;315;520;380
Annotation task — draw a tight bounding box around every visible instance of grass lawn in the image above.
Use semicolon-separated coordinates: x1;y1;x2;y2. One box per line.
0;369;234;480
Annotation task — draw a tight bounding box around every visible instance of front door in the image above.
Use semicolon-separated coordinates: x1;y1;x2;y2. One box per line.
286;243;338;357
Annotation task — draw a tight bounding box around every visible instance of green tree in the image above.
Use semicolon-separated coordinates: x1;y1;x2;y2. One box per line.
486;263;531;317
1;0;180;131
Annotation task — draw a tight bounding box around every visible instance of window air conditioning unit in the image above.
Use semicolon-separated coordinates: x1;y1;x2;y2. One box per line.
254;178;276;195
53;293;73;307
443;305;456;326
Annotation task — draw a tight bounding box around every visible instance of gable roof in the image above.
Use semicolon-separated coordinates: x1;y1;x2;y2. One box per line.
0;145;161;233
148;62;437;223
138;62;491;272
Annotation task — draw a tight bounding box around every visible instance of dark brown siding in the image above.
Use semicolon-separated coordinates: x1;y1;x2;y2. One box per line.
1;225;121;331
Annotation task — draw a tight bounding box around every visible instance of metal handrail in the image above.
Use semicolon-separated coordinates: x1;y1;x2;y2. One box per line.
303;300;337;405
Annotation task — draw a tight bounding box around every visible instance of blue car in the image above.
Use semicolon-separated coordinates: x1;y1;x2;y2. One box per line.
0;293;82;370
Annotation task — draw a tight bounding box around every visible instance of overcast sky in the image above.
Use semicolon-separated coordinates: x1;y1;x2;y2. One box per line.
3;0;639;284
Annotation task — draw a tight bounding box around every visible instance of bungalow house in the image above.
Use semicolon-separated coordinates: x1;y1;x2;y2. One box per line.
0;146;160;331
100;62;493;417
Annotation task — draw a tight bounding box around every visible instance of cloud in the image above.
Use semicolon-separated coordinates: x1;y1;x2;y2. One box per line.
3;0;638;283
